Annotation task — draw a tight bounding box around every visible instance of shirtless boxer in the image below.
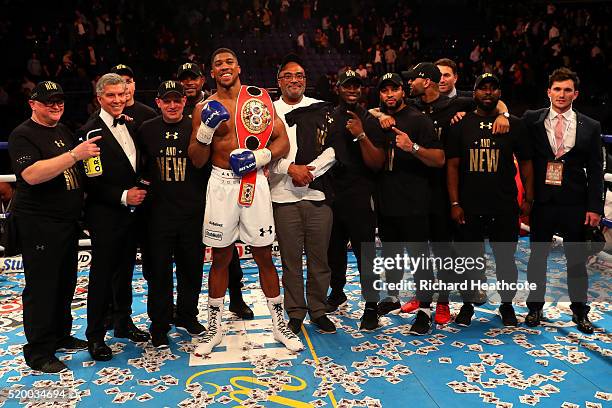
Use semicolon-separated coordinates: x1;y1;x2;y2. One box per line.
188;48;304;355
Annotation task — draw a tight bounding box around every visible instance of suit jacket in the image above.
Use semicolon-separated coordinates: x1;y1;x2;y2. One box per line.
522;107;604;214
78;115;141;229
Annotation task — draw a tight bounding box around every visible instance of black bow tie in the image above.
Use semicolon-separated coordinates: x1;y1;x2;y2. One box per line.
112;116;126;127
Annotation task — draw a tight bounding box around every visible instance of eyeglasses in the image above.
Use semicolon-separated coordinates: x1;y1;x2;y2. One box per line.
41;100;65;108
278;72;306;81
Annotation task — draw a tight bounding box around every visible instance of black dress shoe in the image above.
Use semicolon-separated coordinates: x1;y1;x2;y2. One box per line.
174;319;206;336
229;301;254;320
525;309;543;327
287;318;303;334
572;313;594;334
115;323;151;342
151;331;170;349
56;336;88;351
499;303;518;327
88;341;112;361
312;315;336;333
29;356;68;374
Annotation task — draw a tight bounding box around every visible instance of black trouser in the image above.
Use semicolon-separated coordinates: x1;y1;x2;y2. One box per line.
428;210;456;302
378;214;433;304
227;246;245;296
16;215;78;367
328;196;377;303
86;218;137;341
456;212;519;303
527;203;589;315
146;216;203;333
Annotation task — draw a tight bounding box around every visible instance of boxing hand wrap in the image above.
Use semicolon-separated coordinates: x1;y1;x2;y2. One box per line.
229;148;272;176
196;100;230;145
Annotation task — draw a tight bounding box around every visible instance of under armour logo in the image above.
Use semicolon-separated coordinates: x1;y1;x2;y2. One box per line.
54;140;65;147
36;245;45;250
259;226;273;237
480;122;492;130
165;131;178;140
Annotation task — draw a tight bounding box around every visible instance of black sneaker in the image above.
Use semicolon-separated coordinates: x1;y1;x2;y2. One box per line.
56;336;88;352
30;356;68;374
287;318;303;334
499;303;518;327
151;331;170;349
311;315;336;333
409;310;432;335
377;297;401;316
326;291;348;313
360;307;379;331
175;319;206;336
455;304;474;327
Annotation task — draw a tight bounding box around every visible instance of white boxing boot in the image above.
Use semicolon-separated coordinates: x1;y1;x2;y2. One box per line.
193;297;224;357
267;295;304;352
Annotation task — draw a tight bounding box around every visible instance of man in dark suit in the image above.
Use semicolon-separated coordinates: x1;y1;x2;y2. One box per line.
81;73;150;361
522;68;604;334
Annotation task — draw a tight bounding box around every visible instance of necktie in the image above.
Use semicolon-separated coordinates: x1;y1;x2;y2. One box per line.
554;115;565;158
113;116;125;127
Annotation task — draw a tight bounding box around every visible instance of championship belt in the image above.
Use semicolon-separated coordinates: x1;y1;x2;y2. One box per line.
235;85;274;206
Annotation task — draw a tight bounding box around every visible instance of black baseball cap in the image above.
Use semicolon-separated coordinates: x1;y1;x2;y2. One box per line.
337;70;363;87
378;73;403;90
157;80;185;98
474;73;500;90
404;62;442;83
177;62;203;79
277;53;305;77
30;81;64;102
110;64;134;78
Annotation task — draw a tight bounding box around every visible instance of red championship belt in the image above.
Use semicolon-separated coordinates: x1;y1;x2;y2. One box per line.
235;85;274;206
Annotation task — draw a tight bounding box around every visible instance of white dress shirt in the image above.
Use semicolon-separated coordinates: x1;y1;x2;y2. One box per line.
99;109;136;205
270;96;336;203
544;107;577;155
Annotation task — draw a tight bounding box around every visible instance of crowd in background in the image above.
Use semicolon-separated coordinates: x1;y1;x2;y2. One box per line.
0;0;610;140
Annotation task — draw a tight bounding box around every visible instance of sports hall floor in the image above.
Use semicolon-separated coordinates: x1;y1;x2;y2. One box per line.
0;238;610;407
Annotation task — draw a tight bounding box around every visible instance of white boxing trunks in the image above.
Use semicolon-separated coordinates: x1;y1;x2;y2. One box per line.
203;166;275;247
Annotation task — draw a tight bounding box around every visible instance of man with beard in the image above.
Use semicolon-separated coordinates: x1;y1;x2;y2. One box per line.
177;61;254;320
371;63;509;324
178;63;210;119
523;68;603;334
188;48;303;355
447;73;534;327
325;70;386;331
376;73;445;335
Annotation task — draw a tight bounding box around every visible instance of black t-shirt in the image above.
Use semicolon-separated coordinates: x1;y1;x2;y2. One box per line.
137;116;209;219
446;112;532;215
328;104;386;203
183;92;207;119
124;101;157;128
411;95;476;214
378;105;441;216
9;119;83;220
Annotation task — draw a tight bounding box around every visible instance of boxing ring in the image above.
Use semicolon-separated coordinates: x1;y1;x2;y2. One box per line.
0;140;610;407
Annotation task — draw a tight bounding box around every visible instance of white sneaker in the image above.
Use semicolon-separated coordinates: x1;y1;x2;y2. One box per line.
194;297;224;357
267;296;304;352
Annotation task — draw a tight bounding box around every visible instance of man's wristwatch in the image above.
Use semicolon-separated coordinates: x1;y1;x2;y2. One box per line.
411;143;420;154
499;111;510;118
451;201;460;207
